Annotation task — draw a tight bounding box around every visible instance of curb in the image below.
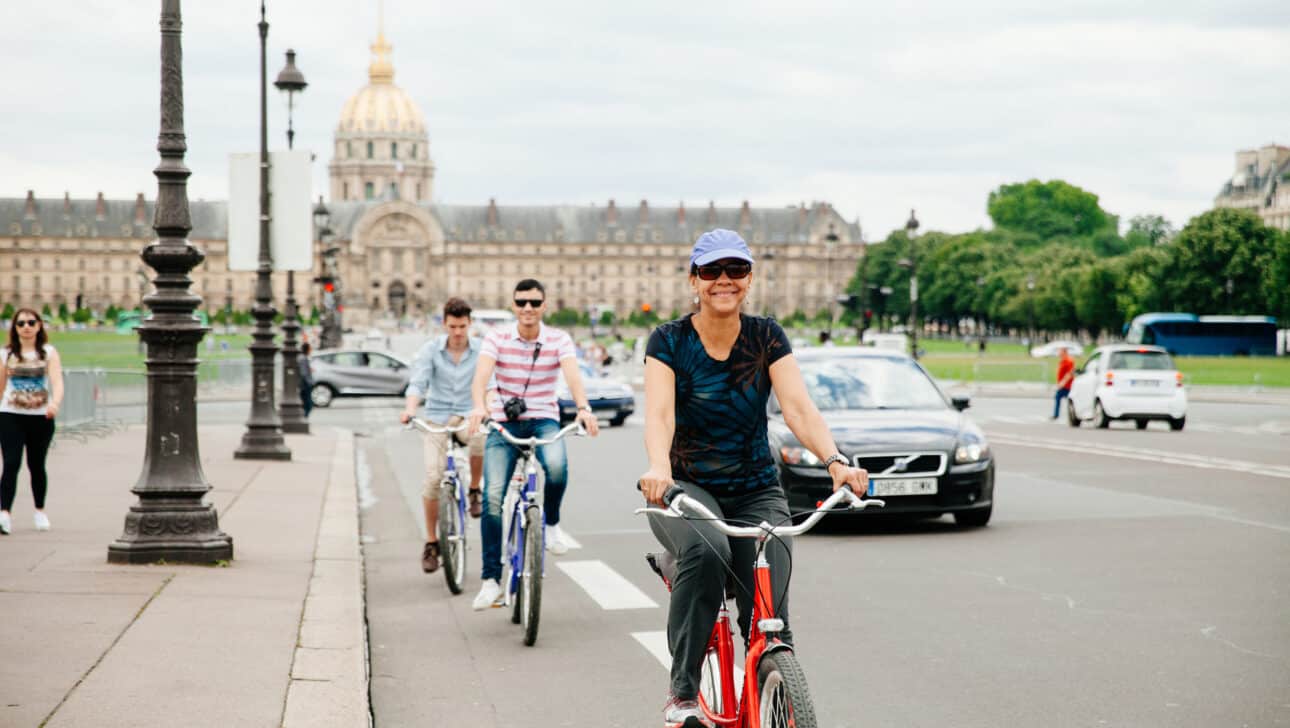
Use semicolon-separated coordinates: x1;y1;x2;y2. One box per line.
281;429;372;728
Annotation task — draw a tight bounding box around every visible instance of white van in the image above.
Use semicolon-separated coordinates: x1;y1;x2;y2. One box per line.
862;331;909;352
471;308;516;335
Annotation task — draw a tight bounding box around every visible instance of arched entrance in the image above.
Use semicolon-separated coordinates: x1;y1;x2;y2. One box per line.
388;280;408;317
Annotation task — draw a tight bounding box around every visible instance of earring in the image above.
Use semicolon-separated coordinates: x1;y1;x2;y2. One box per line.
693;295;700;304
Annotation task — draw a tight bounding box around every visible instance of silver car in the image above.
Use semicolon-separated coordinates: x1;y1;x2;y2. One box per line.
308;349;410;407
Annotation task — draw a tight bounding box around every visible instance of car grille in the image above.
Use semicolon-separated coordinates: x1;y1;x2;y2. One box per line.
852;452;947;478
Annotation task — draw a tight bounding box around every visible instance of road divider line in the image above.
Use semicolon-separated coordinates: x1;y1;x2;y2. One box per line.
988;434;1290;480
557;560;658;610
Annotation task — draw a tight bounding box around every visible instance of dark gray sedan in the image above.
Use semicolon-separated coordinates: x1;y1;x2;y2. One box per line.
308;349;410;407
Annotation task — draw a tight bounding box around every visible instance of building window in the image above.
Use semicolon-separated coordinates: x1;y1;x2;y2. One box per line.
12;275;18;292
365;182;375;200
416;183;421;199
366;141;374;159
390;182;398;199
411;143;417;159
343;182;349;199
346;141;352;158
391;142;398;159
12;258;18;270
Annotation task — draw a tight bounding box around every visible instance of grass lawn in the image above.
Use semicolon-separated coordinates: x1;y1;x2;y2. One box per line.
48;330;251;370
918;352;1290;387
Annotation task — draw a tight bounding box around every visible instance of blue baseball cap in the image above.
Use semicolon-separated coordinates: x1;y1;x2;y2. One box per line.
690;228;754;268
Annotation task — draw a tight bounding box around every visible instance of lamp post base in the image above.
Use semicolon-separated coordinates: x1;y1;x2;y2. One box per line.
234;428;292;460
108;503;233;564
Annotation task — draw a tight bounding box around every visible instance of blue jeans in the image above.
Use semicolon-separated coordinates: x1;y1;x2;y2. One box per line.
1053;387;1070;418
480;418;568;581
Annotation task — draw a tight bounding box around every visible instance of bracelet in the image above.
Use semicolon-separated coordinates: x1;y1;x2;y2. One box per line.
822;453;848;471
578;405;593;414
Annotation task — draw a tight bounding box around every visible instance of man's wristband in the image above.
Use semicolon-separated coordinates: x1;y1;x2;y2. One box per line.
823;453;848;471
577;405;593;414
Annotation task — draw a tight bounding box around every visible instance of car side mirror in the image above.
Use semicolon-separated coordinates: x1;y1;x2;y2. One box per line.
951;395;970;411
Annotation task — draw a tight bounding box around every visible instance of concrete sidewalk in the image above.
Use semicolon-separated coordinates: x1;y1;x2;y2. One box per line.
0;424;369;728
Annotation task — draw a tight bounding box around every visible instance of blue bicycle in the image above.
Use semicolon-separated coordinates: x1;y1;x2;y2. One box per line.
486;420;583;646
407;417;471;595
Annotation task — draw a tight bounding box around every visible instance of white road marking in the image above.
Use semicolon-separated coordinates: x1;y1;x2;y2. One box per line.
558;531;583;550
557;560;658;610
632;630;745;687
988;433;1290;480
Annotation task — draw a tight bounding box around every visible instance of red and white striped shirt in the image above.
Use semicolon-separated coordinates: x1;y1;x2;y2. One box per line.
481;323;577;422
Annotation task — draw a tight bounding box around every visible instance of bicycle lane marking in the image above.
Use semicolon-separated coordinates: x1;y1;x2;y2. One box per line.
631;631;744;687
556;560;658;610
986;433;1290;480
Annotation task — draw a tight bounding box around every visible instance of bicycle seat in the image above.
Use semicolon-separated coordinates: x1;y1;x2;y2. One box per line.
451;431;471;448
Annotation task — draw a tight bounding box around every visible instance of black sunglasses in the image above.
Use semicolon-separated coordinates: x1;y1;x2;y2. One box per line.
15;319;39;328
513;298;545;308
692;260;752;281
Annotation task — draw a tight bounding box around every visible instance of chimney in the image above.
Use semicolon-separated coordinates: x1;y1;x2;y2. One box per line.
638;199;649;225
706;201;716;226
134;193;147;225
486;197;498;226
23;190;36;220
677;201;686;225
63;192;72;217
95;191;106;221
607;199;618;226
739;200;751;227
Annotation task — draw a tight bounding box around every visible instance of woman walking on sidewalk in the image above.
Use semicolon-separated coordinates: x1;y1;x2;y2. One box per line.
0;308;63;534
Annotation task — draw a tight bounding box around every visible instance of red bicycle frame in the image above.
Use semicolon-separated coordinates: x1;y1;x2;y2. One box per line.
701;553;780;726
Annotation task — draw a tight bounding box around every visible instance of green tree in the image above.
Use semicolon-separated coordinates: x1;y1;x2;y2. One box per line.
72;307;93;325
1125;214;1175;249
104;304;120;321
1163;208;1281;315
57;302;70;321
987;179;1114;240
41;304;53;319
547;308;580;326
1;303;13;320
598;310;615;326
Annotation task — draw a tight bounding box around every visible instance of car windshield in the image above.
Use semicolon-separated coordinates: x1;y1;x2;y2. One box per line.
1108;351;1174;370
798;356;947;410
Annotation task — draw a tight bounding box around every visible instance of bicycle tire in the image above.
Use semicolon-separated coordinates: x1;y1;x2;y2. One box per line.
438;482;464;595
697;643;734;719
508;503;522;624
521;505;543;646
757;650;817;728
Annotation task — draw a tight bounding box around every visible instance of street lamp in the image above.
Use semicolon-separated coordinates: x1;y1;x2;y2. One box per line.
904;209;920;359
975;275;986;349
274;48;308;434
1026;275;1036;344
1225;277;1234;312
108;0;233;564
314;198;344;351
235;0;291;460
824;224;839;335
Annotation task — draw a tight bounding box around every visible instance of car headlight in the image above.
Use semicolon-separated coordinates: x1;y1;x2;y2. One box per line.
954;441;990;464
780;446;823;466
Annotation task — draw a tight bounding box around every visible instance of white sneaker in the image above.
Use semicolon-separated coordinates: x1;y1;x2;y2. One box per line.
472;578;503;611
0;511;10;535
33;511;50;531
546;524;569;555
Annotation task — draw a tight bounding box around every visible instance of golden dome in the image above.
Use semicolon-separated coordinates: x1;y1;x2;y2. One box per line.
336;32;426;136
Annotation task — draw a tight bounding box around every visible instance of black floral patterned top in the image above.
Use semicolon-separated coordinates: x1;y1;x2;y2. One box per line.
646;314;792;496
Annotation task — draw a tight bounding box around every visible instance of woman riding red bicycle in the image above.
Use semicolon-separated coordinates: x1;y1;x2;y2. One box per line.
639;228;869;728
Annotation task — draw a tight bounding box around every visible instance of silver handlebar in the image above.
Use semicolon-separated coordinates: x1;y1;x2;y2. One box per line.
404;416;469;435
634;488;885;539
485;420;584;448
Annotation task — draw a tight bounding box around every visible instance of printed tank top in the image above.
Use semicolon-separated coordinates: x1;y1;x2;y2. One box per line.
1;346;52;416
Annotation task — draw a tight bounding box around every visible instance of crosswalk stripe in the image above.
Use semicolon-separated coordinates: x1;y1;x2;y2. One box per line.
556;560;659;610
631;630;745;686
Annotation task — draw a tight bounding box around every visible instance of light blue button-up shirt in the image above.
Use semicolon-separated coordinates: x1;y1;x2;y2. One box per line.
406;335;481;421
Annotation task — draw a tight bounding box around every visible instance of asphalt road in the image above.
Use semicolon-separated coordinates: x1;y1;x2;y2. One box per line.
223;395;1290;726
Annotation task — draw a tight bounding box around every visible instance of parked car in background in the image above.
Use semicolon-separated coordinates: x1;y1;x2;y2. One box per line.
558;362;635;426
308;349;410;408
1067;345;1187;430
769;348;995;527
1030;340;1084;358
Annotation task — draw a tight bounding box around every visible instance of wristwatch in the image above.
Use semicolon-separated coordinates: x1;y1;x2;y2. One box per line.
822;453;848;471
577;405;593;414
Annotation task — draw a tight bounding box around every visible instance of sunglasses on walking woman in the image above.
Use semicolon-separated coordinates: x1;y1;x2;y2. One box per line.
15;319;40;328
691;260;752;281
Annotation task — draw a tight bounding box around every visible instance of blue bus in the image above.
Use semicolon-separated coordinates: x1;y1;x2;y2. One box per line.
1125;313;1278;356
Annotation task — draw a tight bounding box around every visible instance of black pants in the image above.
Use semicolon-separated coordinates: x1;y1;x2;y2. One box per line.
647;481;794;700
0;412;56;511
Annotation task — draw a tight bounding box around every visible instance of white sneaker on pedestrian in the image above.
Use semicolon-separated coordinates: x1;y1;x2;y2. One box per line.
472;578;503;611
546;524;570;555
33;511;50;531
0;511;10;535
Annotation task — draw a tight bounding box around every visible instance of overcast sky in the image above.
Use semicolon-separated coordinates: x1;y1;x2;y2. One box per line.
2;1;1287;239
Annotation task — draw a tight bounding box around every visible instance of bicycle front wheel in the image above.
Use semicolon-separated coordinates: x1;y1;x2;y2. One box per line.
520;505;543;646
698;643;735;720
758;650;817;728
438;483;465;595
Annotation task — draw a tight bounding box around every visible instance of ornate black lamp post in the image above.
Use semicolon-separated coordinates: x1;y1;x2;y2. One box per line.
274;49;308;434
901;209;920;359
1026;275;1036;344
108;0;233;564
314;199;344;351
235;0;291;460
824;223;840;335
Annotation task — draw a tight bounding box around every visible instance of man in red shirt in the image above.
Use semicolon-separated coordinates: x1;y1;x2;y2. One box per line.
1053;347;1076;419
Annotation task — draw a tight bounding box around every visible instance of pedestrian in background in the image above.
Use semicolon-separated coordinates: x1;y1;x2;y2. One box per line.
0;308;64;534
1053;346;1075;420
298;341;314;418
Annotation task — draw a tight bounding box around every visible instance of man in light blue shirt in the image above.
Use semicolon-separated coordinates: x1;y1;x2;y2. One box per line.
400;298;485;574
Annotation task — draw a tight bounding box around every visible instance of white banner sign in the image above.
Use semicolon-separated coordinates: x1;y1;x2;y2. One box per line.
227;149;313;271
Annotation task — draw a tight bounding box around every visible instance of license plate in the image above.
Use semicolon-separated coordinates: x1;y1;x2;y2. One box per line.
867;478;938;497
1131;379;1159;387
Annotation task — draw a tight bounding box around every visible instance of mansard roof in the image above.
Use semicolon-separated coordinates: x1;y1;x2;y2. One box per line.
1;195;859;246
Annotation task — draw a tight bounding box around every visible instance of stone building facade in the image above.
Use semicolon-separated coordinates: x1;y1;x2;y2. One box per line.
1214;143;1290;230
0;31;863;324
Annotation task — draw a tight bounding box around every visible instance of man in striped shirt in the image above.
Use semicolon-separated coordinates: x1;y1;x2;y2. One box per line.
467;278;600;610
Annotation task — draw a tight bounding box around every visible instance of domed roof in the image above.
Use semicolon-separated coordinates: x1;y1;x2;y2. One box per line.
336;33;426;136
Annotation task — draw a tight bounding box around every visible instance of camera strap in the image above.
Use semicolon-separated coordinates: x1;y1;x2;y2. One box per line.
510;340;542;400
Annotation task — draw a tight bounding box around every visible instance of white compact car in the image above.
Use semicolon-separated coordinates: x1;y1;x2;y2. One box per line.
1067;345;1187;431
